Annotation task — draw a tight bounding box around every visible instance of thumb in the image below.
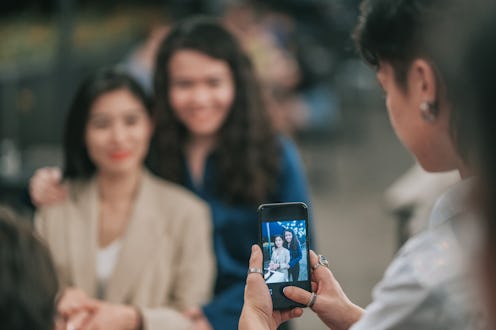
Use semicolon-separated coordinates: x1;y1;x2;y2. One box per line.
283;286;312;306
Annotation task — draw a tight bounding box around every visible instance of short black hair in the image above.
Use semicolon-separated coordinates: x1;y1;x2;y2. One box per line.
63;68;152;179
353;0;449;87
0;206;58;330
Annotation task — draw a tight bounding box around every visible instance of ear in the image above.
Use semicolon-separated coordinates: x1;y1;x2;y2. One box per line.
408;59;438;103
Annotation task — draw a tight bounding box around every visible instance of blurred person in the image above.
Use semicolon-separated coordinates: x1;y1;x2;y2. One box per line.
29;17;311;330
267;234;290;282
433;1;496;326
0;206;60;330
283;228;301;281
35;69;215;330
239;0;483;329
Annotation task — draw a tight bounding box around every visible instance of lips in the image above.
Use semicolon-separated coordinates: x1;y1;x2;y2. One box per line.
109;151;132;160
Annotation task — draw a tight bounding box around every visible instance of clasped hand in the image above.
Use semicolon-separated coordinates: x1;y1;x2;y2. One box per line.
55;288;140;330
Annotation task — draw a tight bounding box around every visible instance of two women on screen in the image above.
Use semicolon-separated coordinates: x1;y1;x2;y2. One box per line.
35;69;214;330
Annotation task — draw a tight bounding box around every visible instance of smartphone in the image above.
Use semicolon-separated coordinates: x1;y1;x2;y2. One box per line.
258;202;311;310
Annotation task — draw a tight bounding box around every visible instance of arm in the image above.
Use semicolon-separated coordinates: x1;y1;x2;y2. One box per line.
288;244;302;269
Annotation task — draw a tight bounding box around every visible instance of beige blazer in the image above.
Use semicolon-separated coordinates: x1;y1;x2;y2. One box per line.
35;170;215;330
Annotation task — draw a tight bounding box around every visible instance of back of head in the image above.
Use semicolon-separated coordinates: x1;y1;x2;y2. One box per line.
0;207;58;330
354;0;451;86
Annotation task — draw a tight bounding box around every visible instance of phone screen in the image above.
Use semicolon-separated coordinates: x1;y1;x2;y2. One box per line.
258;202;311;310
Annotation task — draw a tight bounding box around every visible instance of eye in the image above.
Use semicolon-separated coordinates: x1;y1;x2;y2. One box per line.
124;114;140;126
89;117;110;129
172;80;192;89
207;78;222;87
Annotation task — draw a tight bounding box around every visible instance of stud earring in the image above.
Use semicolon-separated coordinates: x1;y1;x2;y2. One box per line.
419;101;438;122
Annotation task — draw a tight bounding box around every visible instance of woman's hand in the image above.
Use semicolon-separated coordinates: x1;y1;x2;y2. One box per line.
57;287;95;318
183;308;213;330
56;287;97;330
79;301;142;330
29;166;67;207
282;250;364;330
239;245;303;330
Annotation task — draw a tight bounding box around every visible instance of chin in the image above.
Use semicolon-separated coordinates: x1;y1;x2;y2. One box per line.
416;159;458;173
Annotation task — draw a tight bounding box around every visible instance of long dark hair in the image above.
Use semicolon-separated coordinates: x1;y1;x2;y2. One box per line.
283;228;300;251
153;16;280;205
63;68;152;179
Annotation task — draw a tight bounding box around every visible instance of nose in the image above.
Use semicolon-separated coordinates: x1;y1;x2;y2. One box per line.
191;85;211;106
110;122;126;144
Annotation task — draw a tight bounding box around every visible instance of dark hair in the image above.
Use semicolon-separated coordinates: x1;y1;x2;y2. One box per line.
353;0;450;88
153;16;280;205
63;68;152;179
446;3;496;246
354;0;474;162
283;228;300;251
272;234;284;245
0;206;58;330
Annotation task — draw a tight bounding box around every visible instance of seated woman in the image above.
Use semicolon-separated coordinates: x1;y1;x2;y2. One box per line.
266;234;290;283
35;69;215;330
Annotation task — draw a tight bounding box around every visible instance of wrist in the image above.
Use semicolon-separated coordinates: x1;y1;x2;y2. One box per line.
125;306;143;330
333;302;363;330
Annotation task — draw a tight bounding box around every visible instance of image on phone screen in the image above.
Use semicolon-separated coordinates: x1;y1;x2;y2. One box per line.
261;220;309;284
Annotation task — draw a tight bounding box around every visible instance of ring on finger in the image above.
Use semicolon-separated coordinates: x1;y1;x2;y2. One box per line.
311;254;329;270
307;292;317;308
247;267;264;276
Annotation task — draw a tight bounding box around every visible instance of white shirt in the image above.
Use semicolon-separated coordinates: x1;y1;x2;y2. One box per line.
96;239;122;299
351;179;481;330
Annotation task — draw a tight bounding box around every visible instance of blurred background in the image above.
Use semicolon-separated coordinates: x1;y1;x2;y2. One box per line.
0;1;437;328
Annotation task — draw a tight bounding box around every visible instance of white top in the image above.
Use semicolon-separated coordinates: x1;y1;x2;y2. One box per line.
96;239;123;298
351;179;481;330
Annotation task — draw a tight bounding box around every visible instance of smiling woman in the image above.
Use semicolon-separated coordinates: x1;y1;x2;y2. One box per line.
34;68;215;330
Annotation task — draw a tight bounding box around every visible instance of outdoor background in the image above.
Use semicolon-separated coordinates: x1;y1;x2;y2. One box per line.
0;1;420;329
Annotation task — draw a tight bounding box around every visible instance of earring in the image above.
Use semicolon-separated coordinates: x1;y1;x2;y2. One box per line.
419;101;438;122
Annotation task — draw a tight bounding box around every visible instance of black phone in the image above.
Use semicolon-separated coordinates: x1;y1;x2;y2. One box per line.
258;202;312;310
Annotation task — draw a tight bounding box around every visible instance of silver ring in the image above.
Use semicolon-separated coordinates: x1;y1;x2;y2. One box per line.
247;267;264;276
307;292;317;308
312;254;329;270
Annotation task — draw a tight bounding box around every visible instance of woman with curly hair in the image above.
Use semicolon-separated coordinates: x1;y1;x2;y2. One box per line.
283;228;302;282
29;17;311;329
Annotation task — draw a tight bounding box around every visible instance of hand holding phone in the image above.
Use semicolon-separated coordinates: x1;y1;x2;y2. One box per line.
258;202;312;310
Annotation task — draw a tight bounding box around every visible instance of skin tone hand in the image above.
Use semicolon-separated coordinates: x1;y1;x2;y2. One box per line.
57;288;141;330
78;301;142;330
282;250;364;330
56;287;98;330
29;166;67;207
239;245;303;330
183;308;212;330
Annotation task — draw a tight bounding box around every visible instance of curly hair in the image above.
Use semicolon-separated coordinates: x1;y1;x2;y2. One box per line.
153;16;280;205
283;228;300;251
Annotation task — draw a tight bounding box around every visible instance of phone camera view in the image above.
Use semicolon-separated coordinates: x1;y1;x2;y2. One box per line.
261;220;308;284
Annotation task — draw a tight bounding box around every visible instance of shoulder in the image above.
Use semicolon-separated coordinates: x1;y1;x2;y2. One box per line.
391;222;464;288
353;228;473;329
143;171;210;217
